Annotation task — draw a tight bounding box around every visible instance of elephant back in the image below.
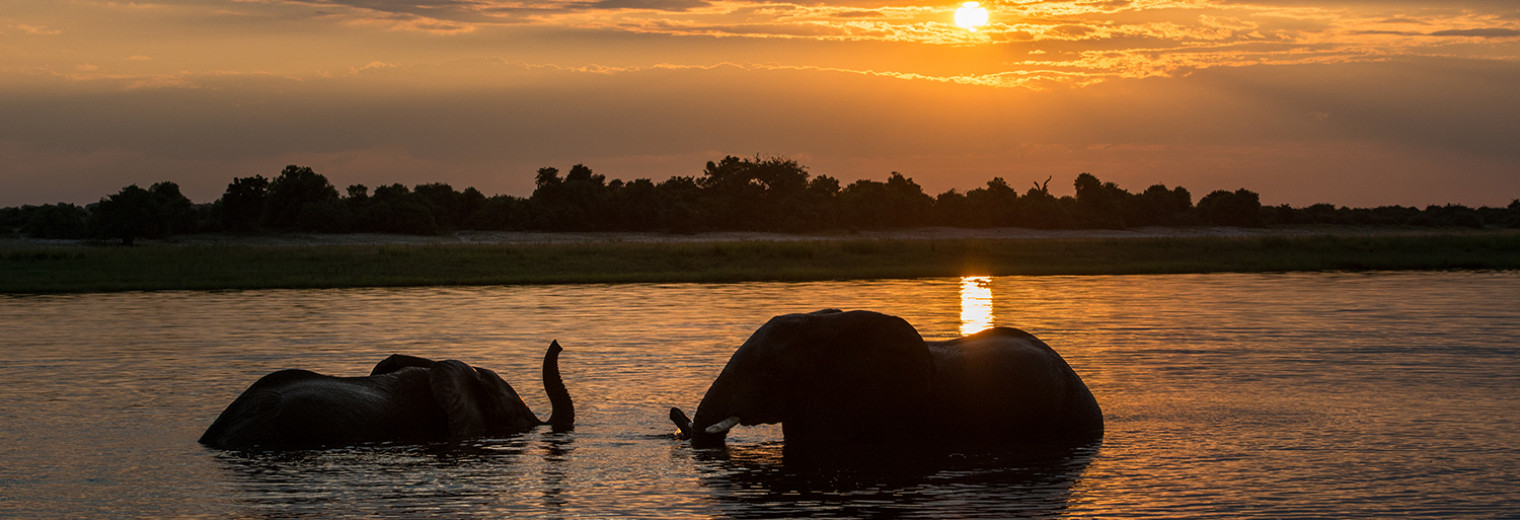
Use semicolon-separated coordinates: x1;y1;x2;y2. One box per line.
928;327;1103;444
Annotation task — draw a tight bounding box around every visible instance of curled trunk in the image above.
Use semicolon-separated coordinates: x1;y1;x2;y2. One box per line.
542;341;575;432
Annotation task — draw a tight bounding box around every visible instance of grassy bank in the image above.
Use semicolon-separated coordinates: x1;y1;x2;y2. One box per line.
4;231;1519;293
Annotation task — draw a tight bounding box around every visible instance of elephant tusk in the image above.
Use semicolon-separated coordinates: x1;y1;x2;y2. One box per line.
704;416;741;435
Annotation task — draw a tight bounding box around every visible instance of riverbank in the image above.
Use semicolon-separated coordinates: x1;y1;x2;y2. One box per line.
4;227;1518;293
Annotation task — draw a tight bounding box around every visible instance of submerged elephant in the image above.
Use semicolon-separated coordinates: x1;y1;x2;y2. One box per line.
200;342;573;449
671;310;1102;447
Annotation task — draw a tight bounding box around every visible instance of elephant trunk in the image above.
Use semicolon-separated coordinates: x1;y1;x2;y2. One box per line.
685;371;756;446
542;341;574;432
688;417;732;447
670;406;735;447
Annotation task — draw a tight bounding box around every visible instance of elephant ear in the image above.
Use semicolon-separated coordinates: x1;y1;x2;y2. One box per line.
428;360;489;438
788;310;936;441
468;366;539;433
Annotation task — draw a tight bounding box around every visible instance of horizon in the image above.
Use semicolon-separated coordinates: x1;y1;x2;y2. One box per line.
3;1;1519;209
8;162;1519;211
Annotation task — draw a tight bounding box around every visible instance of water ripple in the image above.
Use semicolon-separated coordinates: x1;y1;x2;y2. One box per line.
2;272;1517;518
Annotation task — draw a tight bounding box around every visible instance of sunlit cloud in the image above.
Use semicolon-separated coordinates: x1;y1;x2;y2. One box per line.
3;0;1519;208
1429;28;1520;38
24;1;1509;89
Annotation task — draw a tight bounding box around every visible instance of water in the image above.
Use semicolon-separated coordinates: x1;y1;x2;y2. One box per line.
2;272;1517;518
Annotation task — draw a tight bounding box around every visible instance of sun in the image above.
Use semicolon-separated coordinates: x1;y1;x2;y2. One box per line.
954;1;989;31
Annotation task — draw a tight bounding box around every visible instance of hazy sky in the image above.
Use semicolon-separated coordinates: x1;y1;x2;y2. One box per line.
3;0;1518;208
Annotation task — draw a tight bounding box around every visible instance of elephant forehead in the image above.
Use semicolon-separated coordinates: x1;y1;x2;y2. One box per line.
758;310;917;344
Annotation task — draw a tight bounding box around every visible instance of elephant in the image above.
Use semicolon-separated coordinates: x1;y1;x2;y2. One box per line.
200;342;573;449
671;310;1102;448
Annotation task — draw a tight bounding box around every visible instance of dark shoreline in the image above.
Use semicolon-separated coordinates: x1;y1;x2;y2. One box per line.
4;226;1518;294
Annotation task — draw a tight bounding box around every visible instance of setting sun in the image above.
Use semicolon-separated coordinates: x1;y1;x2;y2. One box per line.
2;0;1518;210
954;2;989;31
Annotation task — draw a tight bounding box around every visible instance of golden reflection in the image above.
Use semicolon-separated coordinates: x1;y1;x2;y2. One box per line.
959;276;994;336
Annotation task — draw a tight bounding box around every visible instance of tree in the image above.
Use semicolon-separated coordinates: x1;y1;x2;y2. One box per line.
837;172;934;229
1135;184;1193;226
528;164;616;231
92;185;164;245
960;177;1019;227
465;195;525;230
220;175;269;232
351;183;436;234
696;155;815;230
657;175;703;232
1016;177;1074;229
933;189;968;226
604;178;665;231
264;165;340;230
565;164;604;185
535;167;562;190
21;203;90;239
1416;204;1484;228
149;181;196;235
414;183;484;230
1073;172;1131;228
1196;188;1263;227
0;206;22;234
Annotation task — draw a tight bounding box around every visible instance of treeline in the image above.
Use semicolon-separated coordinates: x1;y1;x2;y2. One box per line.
6;157;1520;244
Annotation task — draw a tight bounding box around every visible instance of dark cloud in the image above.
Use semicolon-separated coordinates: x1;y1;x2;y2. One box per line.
1356;27;1520;38
1212;0;1520;19
589;0;711;11
1429;28;1520;38
298;0;547;22
303;0;717;21
304;0;484;18
833;10;884;19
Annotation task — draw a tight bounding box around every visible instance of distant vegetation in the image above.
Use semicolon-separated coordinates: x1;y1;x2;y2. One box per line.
5;157;1519;244
6;234;1519;293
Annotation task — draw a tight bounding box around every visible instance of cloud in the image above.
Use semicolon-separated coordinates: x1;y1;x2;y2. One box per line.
1357;27;1520;38
1429;28;1520;38
589;0;712;11
15;24;62;35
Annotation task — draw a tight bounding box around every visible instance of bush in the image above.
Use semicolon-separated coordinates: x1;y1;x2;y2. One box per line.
1196;189;1263;227
22;203;90;239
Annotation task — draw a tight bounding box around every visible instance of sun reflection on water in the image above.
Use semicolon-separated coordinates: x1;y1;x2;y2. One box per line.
959;275;994;336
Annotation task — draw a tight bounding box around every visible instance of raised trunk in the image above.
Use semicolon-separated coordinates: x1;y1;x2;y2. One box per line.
541;341;575;432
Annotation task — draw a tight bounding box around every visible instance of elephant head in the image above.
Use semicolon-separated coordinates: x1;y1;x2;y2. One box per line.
679;309;939;446
369;342;575;435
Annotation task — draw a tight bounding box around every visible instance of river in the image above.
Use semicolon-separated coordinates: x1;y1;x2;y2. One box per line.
2;272;1517;518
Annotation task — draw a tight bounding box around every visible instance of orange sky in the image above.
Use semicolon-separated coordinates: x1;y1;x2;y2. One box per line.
3;0;1518;207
